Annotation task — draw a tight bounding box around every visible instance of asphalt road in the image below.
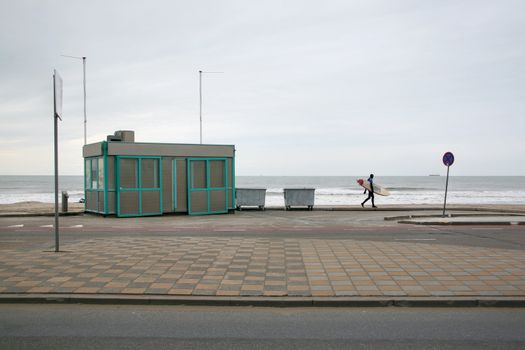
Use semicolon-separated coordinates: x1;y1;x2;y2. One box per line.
1;304;524;349
1;211;524;251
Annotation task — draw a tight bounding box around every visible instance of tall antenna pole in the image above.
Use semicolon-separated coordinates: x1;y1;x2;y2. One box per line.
198;70;224;144
61;54;87;144
82;57;87;145
199;70;202;144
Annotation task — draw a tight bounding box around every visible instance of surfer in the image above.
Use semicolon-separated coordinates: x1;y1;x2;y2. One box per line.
361;174;377;208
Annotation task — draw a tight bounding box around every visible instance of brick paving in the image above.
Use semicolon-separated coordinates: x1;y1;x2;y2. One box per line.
1;237;525;297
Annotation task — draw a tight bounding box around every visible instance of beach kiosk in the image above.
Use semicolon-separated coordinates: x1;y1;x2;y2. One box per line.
83;131;235;217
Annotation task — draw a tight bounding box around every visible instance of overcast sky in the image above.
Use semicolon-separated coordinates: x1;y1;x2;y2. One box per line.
1;0;524;176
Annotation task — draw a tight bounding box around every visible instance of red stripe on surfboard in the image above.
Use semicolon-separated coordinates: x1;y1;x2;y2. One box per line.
357;179;364;186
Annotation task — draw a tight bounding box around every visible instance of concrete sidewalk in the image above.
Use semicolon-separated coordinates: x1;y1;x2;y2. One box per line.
399;216;525;225
383;213;525;225
1;206;525;306
1;236;524;302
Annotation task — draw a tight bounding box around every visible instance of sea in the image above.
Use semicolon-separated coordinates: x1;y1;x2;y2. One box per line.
0;175;524;206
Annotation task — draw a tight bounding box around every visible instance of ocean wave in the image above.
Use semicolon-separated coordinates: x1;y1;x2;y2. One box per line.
266;188;363;195
1;182;525;205
387;187;439;191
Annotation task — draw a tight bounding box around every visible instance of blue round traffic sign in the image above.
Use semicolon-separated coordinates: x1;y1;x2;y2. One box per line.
443;152;454;166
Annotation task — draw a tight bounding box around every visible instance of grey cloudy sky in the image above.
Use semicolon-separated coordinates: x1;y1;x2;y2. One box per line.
1;0;524;176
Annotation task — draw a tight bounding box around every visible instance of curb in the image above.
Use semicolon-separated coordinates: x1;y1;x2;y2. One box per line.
1;294;525;308
288;207;525;214
284;207;525;213
398;220;525;226
384;213;525;221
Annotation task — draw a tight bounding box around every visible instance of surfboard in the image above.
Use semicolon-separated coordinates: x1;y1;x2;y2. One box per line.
357;178;390;196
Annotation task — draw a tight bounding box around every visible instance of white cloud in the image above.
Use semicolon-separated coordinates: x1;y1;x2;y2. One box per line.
1;0;524;175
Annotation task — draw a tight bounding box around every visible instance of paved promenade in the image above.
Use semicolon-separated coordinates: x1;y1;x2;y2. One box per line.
1;206;525;304
1;235;524;298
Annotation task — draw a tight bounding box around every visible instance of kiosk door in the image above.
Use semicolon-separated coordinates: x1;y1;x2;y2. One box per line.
187;158;228;215
116;156;162;217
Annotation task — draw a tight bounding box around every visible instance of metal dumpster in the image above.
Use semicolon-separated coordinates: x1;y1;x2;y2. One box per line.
235;188;266;210
284;188;315;210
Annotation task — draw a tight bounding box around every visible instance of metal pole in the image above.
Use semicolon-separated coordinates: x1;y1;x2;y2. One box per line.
442;165;450;218
60;54;87;144
199;70;202;144
198;70;223;144
82;57;87;145
53;74;60;252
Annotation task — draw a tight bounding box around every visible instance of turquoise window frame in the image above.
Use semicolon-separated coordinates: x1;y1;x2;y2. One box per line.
172;159;177;211
84;155;106;214
231;155;236;210
116;155;163;217
90;158;98;190
187;158;229;215
103;146;110;215
83;157;88;211
84;142;110;214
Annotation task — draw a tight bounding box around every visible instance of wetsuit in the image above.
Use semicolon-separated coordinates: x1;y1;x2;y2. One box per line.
361;176;376;207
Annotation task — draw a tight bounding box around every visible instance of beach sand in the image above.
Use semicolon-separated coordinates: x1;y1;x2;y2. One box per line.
0;201;85;215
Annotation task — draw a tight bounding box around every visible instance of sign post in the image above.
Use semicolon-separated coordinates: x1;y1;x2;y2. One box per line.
442;151;454;218
53;70;63;252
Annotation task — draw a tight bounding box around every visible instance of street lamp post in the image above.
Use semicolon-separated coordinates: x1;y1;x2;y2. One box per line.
61;55;87;145
199;70;223;144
